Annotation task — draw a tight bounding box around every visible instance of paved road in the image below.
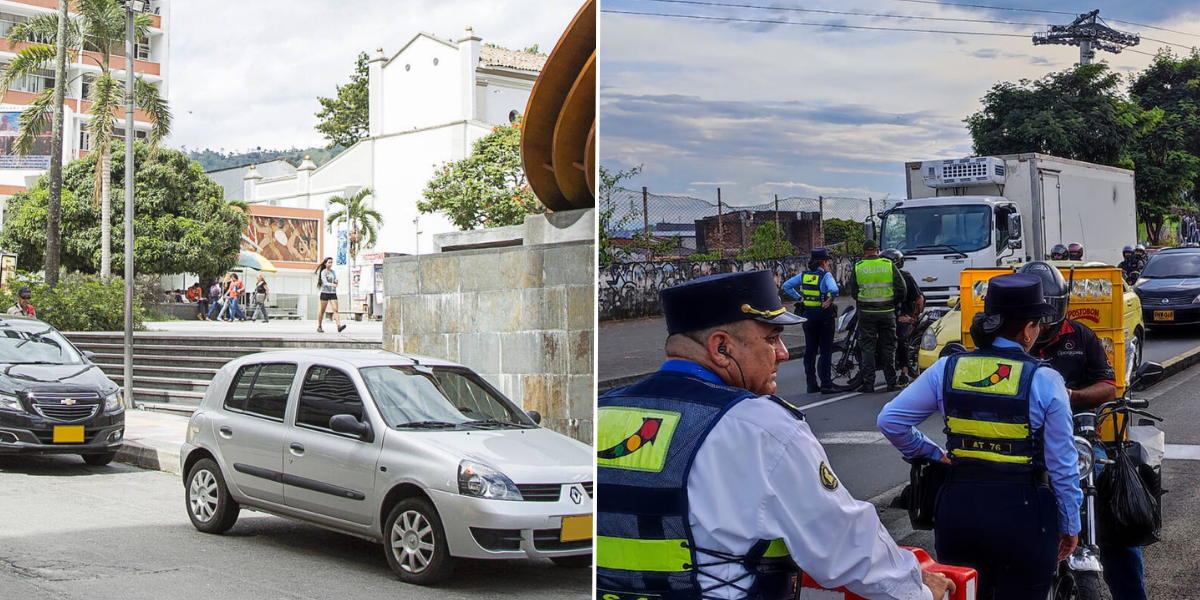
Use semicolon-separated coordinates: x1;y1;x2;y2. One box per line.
0;458;589;600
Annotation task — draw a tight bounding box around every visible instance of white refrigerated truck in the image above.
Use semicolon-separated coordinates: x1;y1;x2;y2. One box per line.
877;153;1137;305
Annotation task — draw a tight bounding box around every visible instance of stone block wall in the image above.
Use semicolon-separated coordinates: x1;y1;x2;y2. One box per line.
382;240;594;444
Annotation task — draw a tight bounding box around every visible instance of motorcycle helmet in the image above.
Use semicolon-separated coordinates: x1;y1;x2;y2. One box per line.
1135;244;1147;256
881;248;904;268
1067;242;1084;261
1123;245;1135;257
1016;261;1070;344
1050;244;1068;260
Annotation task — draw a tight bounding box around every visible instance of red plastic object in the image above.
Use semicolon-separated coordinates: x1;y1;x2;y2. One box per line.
798;546;977;599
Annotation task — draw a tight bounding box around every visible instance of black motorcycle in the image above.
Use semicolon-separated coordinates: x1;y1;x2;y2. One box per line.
829;307;941;392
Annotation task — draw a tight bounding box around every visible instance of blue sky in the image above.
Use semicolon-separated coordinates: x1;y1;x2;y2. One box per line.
599;0;1200;204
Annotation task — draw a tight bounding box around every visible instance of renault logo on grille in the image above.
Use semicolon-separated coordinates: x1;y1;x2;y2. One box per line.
570;486;583;505
60;399;77;406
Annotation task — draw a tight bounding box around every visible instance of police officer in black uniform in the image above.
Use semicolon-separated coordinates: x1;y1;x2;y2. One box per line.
882;248;924;384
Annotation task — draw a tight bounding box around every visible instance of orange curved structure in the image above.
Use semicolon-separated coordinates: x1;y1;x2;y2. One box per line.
521;0;596;211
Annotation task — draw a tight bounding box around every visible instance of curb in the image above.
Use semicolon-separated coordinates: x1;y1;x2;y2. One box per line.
1160;344;1200;379
115;439;181;475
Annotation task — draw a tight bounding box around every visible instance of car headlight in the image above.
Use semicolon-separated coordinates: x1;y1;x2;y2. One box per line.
457;460;523;501
1074;436;1094;479
104;390;123;412
921;328;939;351
0;392;20;412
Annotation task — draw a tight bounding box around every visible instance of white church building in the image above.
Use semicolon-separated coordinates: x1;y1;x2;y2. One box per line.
240;28;545;313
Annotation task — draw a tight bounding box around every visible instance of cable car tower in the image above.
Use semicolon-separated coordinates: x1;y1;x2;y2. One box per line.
1032;10;1140;64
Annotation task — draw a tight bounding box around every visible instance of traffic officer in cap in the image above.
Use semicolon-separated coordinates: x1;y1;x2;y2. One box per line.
782;247;839;394
597;270;954;600
878;273;1082;599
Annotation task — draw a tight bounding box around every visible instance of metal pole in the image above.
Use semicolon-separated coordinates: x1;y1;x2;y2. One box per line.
717;188;723;258
819;195;825;246
1080;39;1092;65
123;7;135;409
642;186;650;261
774;194;780;257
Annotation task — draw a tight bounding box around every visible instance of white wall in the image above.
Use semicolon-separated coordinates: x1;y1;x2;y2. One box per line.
382;37;464;133
482;76;534;125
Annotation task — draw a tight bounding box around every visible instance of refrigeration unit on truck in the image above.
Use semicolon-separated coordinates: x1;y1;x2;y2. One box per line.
876;153;1137;305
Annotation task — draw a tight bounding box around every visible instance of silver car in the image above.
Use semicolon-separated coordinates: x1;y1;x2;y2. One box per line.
180;350;593;584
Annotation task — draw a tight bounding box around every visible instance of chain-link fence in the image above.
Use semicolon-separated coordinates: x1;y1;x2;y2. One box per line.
600;187;890;265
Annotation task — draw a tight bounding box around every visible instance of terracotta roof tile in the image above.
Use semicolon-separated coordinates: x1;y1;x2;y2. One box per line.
479;45;546;72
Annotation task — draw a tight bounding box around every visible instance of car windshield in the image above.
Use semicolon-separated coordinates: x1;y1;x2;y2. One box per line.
880;205;992;254
0;323;82;364
360;365;535;428
1140;253;1200;279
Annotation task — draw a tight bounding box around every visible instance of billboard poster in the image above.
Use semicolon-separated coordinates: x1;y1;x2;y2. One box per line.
241;215;320;264
0;111;51;169
337;230;348;265
374;263;384;297
352;266;368;302
0;254;15;289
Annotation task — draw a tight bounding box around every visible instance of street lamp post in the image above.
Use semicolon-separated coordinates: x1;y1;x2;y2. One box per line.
118;0;149;409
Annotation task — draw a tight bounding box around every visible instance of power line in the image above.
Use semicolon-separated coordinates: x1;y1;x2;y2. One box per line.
882;0;1200;41
1138;35;1198;52
601;9;1032;37
632;0;1048;28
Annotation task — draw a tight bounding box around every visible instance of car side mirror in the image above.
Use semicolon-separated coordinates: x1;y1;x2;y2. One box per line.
1132;362;1165;391
81;350;95;361
330;414;373;442
525;410;542;425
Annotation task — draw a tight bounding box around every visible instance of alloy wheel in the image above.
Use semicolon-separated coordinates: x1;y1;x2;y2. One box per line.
189;469;218;523
390;510;436;573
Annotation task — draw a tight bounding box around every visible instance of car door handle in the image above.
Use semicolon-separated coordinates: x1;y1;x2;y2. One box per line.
219;426;233;439
289;443;305;456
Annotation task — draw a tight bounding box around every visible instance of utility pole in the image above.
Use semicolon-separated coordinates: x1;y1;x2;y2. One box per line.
1032;10;1140;64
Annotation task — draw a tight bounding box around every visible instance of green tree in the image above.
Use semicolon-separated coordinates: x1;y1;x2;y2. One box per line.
738;222;795;260
0;144;247;278
599;164;642;266
419;119;544;229
1127;106;1200;244
965;63;1137;167
325;187;383;300
0;0;172;278
315;52;369;150
823;218;866;257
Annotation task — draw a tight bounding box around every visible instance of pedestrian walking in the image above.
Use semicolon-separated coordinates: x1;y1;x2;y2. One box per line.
782;247;839;394
226;274;247;322
205;277;226;321
596;270;955;600
250;274;270;323
848;239;906;392
315;257;345;333
877;273;1082;599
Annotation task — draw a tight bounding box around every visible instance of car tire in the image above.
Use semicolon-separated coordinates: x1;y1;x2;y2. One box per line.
81;451;116;466
550;554;593;568
384;497;455;585
186;458;240;534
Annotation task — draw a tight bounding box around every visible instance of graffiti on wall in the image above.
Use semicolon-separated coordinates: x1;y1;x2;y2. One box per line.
600;257;855;321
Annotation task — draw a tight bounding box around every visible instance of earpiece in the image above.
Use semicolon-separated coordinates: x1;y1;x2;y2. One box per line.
718;345;728;355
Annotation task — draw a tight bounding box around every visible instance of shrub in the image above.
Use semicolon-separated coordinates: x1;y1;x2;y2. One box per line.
0;273;144;332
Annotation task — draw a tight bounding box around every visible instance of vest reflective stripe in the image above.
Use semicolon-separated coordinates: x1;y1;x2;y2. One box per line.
945;416;1029;440
854;259;894;311
596;536;692;572
942;348;1043;468
952;448;1033;465
800;272;823;308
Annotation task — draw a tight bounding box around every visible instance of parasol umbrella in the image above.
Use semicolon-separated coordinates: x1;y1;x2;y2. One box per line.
237;250;277;273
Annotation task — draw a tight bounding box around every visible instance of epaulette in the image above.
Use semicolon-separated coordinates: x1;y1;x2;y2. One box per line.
767;395;805;420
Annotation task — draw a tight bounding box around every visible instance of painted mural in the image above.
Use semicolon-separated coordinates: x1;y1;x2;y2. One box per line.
241;215;321;264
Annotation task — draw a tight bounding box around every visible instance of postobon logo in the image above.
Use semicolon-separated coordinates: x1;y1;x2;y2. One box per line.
597;408;680;473
1068;307;1101;323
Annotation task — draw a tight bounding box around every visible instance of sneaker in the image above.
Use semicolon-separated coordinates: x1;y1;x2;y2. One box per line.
337;324;347;333
857;383;875;394
807;385;820;394
820;387;838;395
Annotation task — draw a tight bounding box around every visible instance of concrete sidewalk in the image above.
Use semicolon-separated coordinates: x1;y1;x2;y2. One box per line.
115;409;191;475
599;297;854;391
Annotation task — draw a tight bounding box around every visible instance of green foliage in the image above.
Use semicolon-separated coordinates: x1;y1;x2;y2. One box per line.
0;272;144;332
0;144;248;278
418;120;544;229
738;222;795;260
325;187;383;264
599;164;643;266
315;52;370;150
689;250;722;261
180;146;344;172
823;218;866;257
965;63;1137;167
484;42;545;56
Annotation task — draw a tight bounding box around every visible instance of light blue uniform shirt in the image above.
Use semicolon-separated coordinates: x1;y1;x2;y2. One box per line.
782;268;839;302
876;337;1082;536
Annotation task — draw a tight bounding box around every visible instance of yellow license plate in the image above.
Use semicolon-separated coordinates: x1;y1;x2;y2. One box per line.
53;426;85;443
560;514;593;542
1154;310;1174;322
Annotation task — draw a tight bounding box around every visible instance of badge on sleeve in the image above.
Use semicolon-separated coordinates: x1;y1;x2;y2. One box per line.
819;461;839;492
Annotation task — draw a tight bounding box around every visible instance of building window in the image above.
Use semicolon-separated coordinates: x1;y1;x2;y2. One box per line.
80;74;95;100
79;129;89;151
0;64;54;94
114;127;149;143
0;12;26;39
136;37;150;61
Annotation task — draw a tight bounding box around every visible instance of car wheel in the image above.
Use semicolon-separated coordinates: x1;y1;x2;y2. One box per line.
186;458;240;534
384;498;454;585
81;451;116;466
550;554;593;568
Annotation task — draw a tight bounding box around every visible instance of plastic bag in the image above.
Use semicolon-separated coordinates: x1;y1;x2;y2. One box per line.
1096;443;1161;547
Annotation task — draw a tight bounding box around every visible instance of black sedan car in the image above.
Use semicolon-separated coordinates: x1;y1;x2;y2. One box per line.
1134;247;1200;326
0;316;124;464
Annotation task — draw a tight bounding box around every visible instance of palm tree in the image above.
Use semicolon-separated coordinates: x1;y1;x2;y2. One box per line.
0;0;171;277
325;187;383;304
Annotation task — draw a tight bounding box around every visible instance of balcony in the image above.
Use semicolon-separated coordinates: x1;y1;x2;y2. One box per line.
1;0;162;28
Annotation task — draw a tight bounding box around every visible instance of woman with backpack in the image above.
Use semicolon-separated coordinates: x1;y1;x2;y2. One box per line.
205;276;227;321
315;257;345;333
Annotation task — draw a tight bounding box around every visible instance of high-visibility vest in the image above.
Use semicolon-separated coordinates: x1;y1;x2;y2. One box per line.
942;346;1045;469
800;270;825;308
596;369;801;600
854;258;895;313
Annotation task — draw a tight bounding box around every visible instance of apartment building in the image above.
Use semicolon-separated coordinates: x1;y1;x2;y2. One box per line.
0;0;169;196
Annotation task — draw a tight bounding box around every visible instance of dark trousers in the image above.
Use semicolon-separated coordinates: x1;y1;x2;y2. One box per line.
801;306;834;389
896;319;913;374
197;298;210;318
858;310;897;386
935;479;1059;600
1099;544;1145;600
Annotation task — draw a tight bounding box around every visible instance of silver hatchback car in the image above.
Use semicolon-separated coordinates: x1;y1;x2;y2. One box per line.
180;350;593;584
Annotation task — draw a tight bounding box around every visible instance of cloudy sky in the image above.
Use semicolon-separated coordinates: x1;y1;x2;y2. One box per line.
166;0;580;153
599;0;1200;205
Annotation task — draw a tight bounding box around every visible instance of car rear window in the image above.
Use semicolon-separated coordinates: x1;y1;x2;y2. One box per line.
296;366;364;431
224;363;296;421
